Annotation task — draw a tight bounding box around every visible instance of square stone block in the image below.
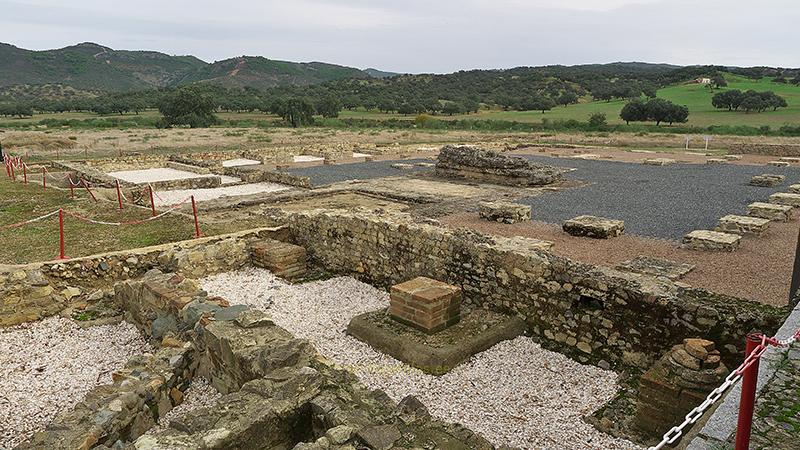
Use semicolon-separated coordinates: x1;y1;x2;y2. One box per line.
389;277;461;334
250;239;307;280
706;158;727;164
749;174;785;187
715;215;770;236
478;201;531;224
563;215;624;239
682;230;741;252
770;192;800;207
643;158;676;166
723;155;742;161
616;256;695;280
768;161;791;167
748;202;793;221
789;184;800;194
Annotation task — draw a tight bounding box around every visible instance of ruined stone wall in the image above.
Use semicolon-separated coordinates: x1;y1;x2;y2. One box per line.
435;145;563;186
729;143;800;157
0;227;287;327
224;166;312;188
52;161;127;187
84;155;170;172
277;210;785;369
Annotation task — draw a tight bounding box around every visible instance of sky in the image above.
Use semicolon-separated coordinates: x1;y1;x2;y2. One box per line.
0;0;797;73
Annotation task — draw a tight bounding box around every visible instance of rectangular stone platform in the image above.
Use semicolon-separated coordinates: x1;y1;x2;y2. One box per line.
715;215;770;236
478;201;531;224
563;215;624;239
789;184;800;194
348;308;525;374
435;145;563;186
249;239;307;280
388;277;461;334
643;158;676;166
779;157;800;163
769;192;800;207
768;161;791;167
616;256;695;280
706;158;727;164
723;155;742;161
749;174;785;187
748;202;793;221
682;230;741;252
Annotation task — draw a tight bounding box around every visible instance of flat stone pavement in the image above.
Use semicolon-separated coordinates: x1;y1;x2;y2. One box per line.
286;158;434;186
516;156;800;240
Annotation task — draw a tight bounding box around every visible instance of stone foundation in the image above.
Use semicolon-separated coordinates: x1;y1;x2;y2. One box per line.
770;192;800;207
706;158;727;164
749;174;785;187
788;184;800;194
643;158;676;166
388;277;461;334
563;215;625;239
250;239;308;281
683;230;741;252
435;145;563;186
616;256;695;280
748;202;793;221
715;214;770;236
768;161;791;167
729;143;800;157
478;201;531;224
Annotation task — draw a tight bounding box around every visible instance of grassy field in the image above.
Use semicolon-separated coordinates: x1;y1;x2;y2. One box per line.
0;176;263;264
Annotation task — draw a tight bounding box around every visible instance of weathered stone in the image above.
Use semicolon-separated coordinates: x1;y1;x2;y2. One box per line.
478;201;531;224
643;158;676;166
715;214;770;236
435;145;563;186
779;156;800;163
749;174;785;187
388;277;461;334
356;425;401;450
682;230;741;252
616;256;695;280
769;192;800;207
250;239;307;281
767;160;791;167
390;163;414;170
723;154;742;161
706;158;727;164
563;215;624;239
684;338;714;360
788;184;800;194
748;202;793;221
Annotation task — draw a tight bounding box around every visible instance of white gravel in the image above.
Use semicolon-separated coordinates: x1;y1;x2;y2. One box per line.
0;317;152;448
201;268;641;450
293;155;325;163
222;158;261;168
146;378;221;435
152;182;291;206
108;168;218;184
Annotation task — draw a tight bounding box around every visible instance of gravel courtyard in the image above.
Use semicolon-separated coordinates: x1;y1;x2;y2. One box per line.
516;156;800;240
286;158;434;186
0;317;151;448
201;268;640;450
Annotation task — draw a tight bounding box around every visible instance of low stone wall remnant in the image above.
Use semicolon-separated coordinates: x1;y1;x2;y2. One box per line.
729;143;800;157
435;145;563;186
478;201;531;224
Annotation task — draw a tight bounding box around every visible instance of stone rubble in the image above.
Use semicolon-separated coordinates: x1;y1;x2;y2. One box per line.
0;317;151;448
200;268;641;450
145;377;221;435
478;201;532;224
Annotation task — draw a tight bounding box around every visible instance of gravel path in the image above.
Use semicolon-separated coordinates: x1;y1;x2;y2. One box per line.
108;168;218;184
201;269;639;449
516;156;800;240
145;377;221;435
286;158;434;186
152;182;291;206
0;317;151;448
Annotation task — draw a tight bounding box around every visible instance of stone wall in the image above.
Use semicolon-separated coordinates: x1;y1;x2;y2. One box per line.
165;160;212;174
435;145;563;186
84;155;170;172
224;165;312;188
274;209;785;369
729;143;800;157
53;161;127;188
0;227;287;327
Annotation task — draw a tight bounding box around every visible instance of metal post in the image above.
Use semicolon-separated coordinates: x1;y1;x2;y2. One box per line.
734;334;761;450
149;186;157;216
58;209;66;260
10;163;15;182
42;167;46;190
81;179;97;202
23;164;27;184
115;180;123;210
191;196;202;238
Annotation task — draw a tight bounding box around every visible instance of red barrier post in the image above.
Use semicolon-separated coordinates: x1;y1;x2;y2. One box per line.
734;334;762;450
23;164;27;184
68;178;75;199
57;209;66;260
5;162;10;178
149;186;157;217
81;178;98;202
115;180;124;210
10;163;15;182
42;167;46;190
191;195;202;238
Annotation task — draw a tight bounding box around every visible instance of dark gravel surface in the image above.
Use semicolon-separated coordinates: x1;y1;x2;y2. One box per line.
286;159;434;186
517;156;800;240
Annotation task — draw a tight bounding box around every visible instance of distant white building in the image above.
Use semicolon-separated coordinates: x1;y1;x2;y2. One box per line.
694;77;712;85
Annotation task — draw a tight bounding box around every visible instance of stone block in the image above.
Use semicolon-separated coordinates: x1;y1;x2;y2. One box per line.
770;192;800;207
779;157;800;163
390;163;414;170
435;145;563;186
616;256;695;280
250;239;307;280
748;202;793;221
478;201;531;224
643;158;676;166
706;158;727;164
715;214;770;236
789;184;800;194
389;277;461;334
749;174;785;187
768;160;791;167
562;215;625;239
682;230;741;252
723;154;742;161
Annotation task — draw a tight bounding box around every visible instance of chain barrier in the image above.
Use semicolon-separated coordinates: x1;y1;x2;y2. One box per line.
649;330;799;450
0;210;61;231
63;196;191;226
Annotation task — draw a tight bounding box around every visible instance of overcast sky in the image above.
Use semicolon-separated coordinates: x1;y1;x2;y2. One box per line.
1;0;797;73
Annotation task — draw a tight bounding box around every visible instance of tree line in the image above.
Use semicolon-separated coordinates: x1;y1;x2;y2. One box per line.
711;90;788;113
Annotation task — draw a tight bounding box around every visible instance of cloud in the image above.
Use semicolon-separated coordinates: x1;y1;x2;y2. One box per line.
0;0;797;72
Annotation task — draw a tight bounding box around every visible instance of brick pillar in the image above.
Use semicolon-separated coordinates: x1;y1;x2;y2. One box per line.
388;277;461;334
635;338;728;436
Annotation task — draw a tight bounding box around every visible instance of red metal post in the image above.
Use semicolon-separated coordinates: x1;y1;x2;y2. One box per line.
115;180;124;210
5;162;10;178
23;164;27;184
149;186;157;216
734;334;762;450
58;209;66;260
68;178;75;199
42;167;46;190
10;163;15;182
81;179;97;202
191;196;202;238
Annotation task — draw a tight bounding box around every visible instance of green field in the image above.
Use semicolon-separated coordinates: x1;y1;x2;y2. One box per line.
340;74;800;128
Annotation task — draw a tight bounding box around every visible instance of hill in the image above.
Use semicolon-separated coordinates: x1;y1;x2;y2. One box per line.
364;68;400;79
0;42;370;92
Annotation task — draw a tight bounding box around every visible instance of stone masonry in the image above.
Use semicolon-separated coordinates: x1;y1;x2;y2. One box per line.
749;174;785;187
388;277;461;334
563;215;625;239
748;202;794;221
770;192;800;207
715;215;770;236
683;230;741;251
478;201;531;224
435;145;563;186
249;239;308;281
635;339;728;437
